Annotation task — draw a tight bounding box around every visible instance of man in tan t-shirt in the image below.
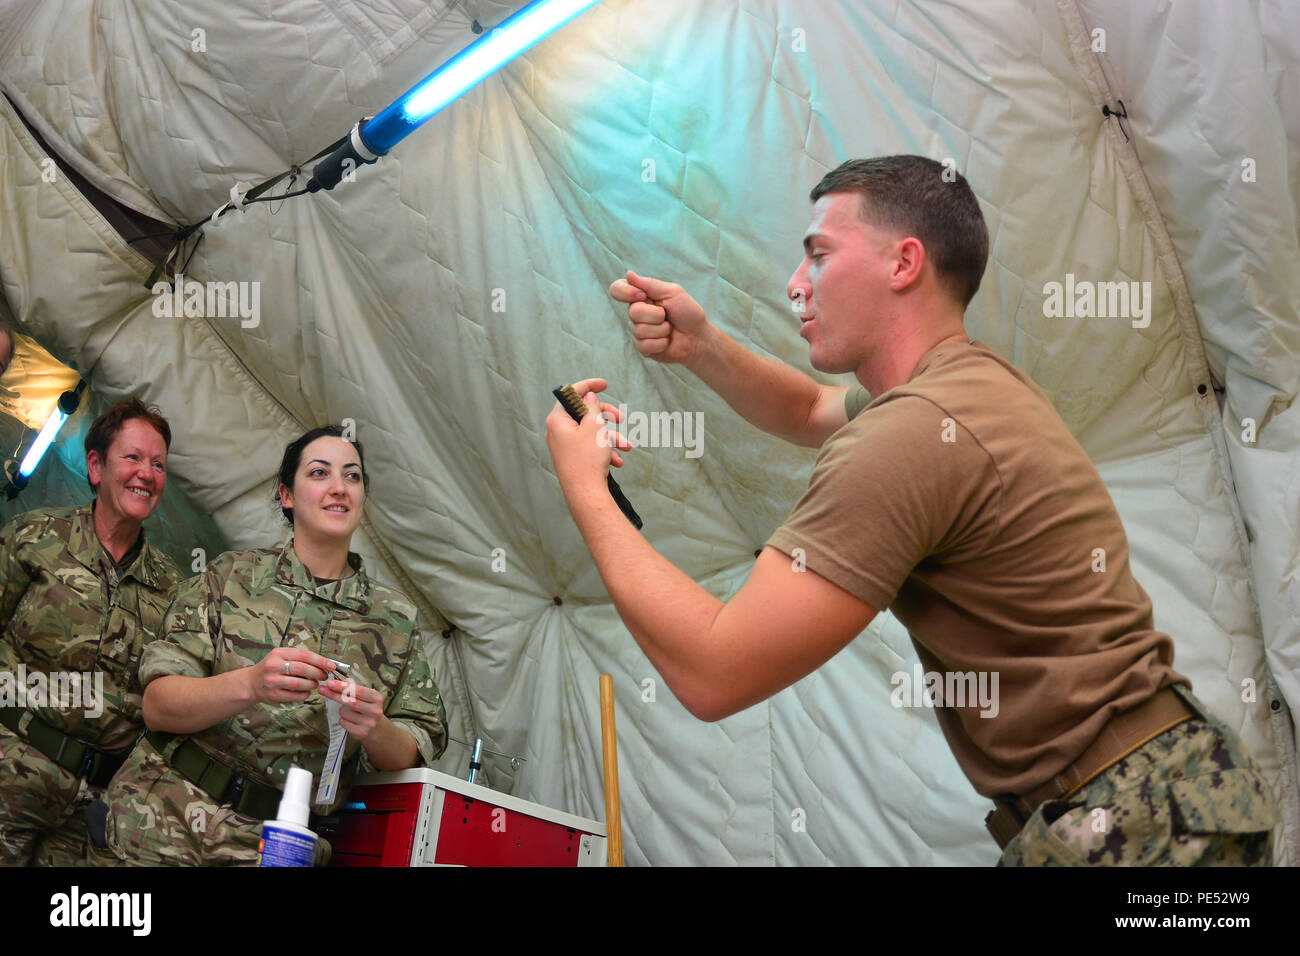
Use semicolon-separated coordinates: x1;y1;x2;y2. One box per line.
545;155;1274;865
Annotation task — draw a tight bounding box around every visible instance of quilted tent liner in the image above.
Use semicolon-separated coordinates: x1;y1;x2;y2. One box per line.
0;0;1296;865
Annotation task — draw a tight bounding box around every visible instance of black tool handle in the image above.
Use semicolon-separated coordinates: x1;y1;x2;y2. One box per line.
604;475;643;530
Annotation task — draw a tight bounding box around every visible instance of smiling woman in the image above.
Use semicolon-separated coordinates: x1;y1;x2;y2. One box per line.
274;425;371;578
0;397;180;866
85;411;170;561
100;423;448;866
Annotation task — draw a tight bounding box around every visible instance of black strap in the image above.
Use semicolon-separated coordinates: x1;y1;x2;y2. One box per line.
142;131;351;290
145;731;282;821
0;706;127;786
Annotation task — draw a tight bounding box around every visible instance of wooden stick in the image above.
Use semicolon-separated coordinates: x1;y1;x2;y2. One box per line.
600;673;623;867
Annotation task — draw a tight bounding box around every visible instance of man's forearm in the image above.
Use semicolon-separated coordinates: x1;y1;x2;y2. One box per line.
686;326;829;447
564;482;725;718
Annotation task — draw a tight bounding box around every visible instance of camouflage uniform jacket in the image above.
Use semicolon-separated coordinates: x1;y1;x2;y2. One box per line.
0;503;180;752
137;543;448;815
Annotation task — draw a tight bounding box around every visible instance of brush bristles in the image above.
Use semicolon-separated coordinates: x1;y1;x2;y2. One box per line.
554;385;588;422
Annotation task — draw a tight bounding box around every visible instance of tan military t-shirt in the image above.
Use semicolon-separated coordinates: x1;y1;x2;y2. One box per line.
767;340;1186;798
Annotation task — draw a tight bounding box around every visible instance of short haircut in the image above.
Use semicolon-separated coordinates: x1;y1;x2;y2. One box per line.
810;156;989;308
84;397;172;493
275;424;369;526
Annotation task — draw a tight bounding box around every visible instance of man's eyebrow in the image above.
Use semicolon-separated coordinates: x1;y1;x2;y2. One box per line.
802;231;825;253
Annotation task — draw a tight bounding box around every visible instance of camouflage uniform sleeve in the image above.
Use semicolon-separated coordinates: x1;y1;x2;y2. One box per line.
138;561;222;685
379;626;448;769
0;512;37;632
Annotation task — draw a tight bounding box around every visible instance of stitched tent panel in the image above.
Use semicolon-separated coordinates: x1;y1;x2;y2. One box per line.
0;0;1294;864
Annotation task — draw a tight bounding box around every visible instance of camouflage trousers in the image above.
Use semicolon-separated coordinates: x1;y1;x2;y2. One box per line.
0;721;100;866
1000;688;1275;866
101;735;264;866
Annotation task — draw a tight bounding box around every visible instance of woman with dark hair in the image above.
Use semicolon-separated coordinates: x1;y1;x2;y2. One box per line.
103;424;447;865
0;397;179;865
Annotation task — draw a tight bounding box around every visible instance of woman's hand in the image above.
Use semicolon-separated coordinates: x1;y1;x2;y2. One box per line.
318;678;385;740
247;647;333;705
319;679;418;769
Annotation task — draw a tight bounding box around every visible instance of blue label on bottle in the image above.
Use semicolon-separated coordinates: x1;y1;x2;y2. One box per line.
259;824;316;867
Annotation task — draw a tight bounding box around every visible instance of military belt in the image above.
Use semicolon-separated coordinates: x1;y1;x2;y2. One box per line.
985;686;1196;850
0;706;128;788
144;731;283;822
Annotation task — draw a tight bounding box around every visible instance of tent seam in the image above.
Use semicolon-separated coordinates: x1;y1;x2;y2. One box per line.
1056;0;1299;865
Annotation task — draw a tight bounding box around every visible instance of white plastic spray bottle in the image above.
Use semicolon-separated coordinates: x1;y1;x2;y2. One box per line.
258;766;318;867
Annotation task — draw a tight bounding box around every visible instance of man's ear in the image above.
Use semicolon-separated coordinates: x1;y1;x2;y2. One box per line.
890;236;926;292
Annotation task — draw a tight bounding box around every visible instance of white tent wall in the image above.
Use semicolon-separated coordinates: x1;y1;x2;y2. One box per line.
1063;0;1300;856
0;0;1295;865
